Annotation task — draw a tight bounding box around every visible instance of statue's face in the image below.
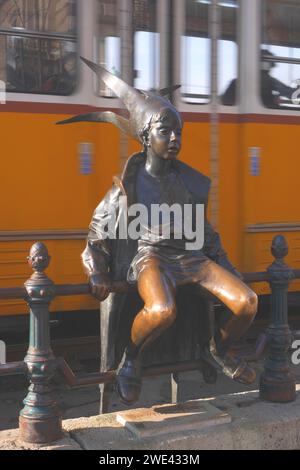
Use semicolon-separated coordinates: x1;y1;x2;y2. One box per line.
148;109;182;160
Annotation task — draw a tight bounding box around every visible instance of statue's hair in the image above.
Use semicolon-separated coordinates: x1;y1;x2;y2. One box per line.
57;58;183;145
141;112;162;148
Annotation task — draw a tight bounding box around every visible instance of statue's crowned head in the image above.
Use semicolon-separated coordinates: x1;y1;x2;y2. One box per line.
57;57;182;147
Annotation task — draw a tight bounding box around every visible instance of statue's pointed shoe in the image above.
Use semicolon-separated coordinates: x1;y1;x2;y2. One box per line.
116;358;142;405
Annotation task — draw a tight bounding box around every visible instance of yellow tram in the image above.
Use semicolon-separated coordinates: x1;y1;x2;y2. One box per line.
0;0;299;321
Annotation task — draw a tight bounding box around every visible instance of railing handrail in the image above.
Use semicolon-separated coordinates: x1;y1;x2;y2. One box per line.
1;269;300;300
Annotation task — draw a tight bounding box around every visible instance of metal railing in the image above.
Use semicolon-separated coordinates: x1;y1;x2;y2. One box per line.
0;234;299;444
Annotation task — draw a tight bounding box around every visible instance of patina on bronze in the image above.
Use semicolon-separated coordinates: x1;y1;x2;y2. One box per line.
19;243;62;443
59;58;258;405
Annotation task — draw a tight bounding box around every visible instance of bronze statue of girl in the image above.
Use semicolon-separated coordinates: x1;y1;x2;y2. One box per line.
58;58;257;405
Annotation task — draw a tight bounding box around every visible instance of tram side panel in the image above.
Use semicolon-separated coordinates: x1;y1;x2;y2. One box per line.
0;109;120;316
241;120;300;295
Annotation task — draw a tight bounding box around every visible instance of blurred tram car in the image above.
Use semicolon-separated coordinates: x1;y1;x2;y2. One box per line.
0;0;300;328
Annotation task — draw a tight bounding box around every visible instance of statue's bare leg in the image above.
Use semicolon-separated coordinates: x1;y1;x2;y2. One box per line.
196;260;258;383
116;258;177;404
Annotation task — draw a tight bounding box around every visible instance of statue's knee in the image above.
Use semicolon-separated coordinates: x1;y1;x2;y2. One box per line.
160;303;177;325
241;291;258;319
149;302;177;325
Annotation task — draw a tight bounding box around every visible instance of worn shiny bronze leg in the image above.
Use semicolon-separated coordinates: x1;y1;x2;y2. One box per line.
197;261;258;384
116;259;176;405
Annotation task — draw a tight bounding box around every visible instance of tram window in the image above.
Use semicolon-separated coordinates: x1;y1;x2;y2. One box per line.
133;0;159;91
182;0;210;104
0;0;77;95
0;0;75;34
96;0;120;97
219;0;239;106
0;36;5;81
182;0;239;106
261;0;300;110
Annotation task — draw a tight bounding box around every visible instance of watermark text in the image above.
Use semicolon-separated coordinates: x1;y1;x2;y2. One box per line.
96;197;205;251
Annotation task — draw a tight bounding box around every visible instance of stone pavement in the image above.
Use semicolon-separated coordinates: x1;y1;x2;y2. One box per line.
1;360;300;450
2;385;300;451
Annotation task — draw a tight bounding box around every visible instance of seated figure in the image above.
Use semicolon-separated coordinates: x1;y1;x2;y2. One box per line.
222;49;298;108
58;58;258;405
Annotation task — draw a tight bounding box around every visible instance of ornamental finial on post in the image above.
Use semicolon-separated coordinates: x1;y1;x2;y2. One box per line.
271;235;289;263
25;242;54;300
27;242;51;274
268;235;294;287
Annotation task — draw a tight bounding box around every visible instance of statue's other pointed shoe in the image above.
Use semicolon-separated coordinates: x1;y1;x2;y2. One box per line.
222;356;256;385
116;358;142;405
205;342;256;385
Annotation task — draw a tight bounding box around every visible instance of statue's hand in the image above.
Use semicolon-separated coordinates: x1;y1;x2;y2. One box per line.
89;272;111;301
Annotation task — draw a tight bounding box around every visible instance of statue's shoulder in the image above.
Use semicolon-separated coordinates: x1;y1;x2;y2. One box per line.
123;152;144;170
116;152;144;184
175;160;211;198
111;152;144;204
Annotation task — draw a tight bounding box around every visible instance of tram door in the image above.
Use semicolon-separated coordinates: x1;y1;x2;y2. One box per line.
171;0;241;268
240;0;300;293
94;0;161;170
102;0;241;269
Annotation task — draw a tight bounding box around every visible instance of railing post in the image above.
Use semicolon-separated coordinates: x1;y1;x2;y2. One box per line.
19;243;62;443
259;235;296;402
